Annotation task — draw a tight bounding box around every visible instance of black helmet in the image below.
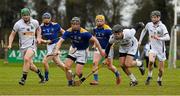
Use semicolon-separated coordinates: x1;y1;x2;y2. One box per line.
151;10;161;17
112;24;124;33
133;22;145;31
71;17;81;24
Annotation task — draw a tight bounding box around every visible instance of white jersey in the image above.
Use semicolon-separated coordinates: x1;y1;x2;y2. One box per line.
109;28;138;55
109;28;137;47
13;18;39;49
139;21;170;52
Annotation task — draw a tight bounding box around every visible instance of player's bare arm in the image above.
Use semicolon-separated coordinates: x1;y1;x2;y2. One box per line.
90;36;104;56
36;26;42;44
53;38;65;54
8;31;16;49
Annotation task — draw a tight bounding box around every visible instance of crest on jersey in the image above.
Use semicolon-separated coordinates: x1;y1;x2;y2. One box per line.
31;25;34;30
27;28;30;31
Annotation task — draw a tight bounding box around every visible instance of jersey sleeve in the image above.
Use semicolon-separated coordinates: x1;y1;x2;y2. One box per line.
123;28;136;39
61;31;70;40
33;20;40;29
106;29;112;38
92;29;96;36
84;32;92;40
56;24;61;33
109;35;116;44
12;22;19;32
159;25;170;41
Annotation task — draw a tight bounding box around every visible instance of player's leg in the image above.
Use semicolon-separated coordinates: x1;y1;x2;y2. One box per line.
124;55;139;86
125;54;145;75
127;42;145;75
19;48;34;85
154;59;157;68
75;63;84;79
157;61;164;86
90;51;101;85
106;57;121;85
53;55;65;71
145;56;149;68
29;60;45;83
42;55;53;81
156;52;166;86
145;51;156;85
42;43;57;81
119;55;137;86
64;56;75;86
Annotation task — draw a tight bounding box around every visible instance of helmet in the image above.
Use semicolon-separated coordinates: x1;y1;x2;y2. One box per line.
133;22;145;31
71;17;81;24
112;24;124;33
42;12;51;24
42;12;51;19
21;8;30;16
150;10;161;17
95;15;105;21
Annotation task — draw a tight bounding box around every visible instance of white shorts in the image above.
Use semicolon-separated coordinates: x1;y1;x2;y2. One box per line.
46;43;56;55
20;46;36;57
94;48;113;58
67;49;88;65
149;49;166;61
119;41;138;56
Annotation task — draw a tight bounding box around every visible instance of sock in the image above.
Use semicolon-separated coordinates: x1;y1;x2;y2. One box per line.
22;71;28;81
114;70;120;77
157;76;162;81
136;59;142;67
78;73;83;79
93;74;98;81
45;71;49;80
129;73;137;82
148;70;153;77
36;69;43;79
68;80;73;85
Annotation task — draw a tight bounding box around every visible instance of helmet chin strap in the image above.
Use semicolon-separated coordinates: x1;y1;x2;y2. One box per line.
44;22;50;26
23;19;30;24
153;21;159;25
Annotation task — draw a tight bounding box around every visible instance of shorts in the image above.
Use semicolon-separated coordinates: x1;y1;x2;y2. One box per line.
119;40;138;57
149;49;166;61
20;46;36;58
67;49;88;65
46;43;56;55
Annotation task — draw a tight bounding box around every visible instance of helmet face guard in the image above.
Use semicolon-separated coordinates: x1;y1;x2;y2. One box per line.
42;12;52;24
71;17;81;24
42;12;51;19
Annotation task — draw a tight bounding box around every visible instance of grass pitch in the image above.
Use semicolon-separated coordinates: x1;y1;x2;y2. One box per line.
0;59;180;95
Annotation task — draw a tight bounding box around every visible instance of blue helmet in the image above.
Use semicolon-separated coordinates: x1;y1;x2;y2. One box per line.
42;12;51;19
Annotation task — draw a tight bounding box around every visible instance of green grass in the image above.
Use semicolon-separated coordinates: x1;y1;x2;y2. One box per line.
0;59;180;95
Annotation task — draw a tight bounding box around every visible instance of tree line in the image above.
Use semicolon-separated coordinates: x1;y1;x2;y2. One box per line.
0;0;175;44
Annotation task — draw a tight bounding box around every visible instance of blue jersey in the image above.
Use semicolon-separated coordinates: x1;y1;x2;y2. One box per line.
93;24;112;49
41;22;61;44
61;27;92;50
